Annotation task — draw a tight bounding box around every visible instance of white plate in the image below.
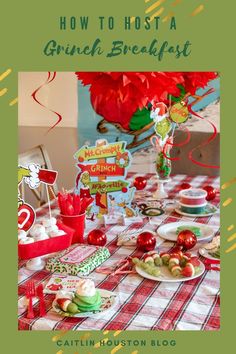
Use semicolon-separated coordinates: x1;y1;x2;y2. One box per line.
157;221;215;242
199;247;220;261
52;289;117;318
175;204;218;217
135;261;205;283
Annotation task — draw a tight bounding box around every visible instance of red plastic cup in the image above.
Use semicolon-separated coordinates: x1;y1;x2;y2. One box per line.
60;213;85;244
38;169;58;185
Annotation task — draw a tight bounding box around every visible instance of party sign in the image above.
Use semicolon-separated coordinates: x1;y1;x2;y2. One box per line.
18;203;35;231
75;139;136;216
18;163;58;231
169;102;189;124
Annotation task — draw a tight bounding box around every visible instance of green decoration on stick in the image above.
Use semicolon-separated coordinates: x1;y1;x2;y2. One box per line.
155;118;172;140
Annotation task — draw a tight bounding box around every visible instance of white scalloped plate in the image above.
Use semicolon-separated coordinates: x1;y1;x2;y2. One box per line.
157;221;215;242
135;261;205;283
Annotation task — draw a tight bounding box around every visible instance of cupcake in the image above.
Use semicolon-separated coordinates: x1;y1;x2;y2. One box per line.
72;279;101;312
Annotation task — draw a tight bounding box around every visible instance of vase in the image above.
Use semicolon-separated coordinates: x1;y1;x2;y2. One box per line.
156;150;172;180
153;143;172;199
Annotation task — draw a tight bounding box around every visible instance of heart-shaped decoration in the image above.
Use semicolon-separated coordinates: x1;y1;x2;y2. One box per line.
18;203;35;231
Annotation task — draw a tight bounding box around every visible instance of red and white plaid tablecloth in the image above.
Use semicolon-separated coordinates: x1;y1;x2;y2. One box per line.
18;174;220;331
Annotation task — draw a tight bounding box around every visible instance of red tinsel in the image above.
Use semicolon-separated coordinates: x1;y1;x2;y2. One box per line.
75;71;218;129
182;72;218;95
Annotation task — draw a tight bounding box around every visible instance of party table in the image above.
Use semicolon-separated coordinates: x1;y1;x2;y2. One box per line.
18;173;220;331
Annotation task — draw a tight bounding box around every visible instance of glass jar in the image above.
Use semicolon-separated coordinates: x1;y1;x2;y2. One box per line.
155;150;172;180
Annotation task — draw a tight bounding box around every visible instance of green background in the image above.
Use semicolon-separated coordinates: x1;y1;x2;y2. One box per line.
1;0;235;353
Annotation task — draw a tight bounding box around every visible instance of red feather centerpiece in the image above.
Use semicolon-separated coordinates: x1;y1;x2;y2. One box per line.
76;71;218;130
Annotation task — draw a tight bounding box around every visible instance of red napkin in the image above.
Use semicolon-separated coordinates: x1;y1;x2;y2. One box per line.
58;191;93;216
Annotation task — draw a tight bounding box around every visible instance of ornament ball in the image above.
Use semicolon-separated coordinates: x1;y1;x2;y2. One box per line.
180;182;191;190
177;230;197;250
134;176;147;191
137;231;156;252
203;185;217;201
87;229;107;246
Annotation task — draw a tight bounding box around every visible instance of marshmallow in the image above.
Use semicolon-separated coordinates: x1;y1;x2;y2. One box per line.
34;232;49;241
30;224;46;237
75;279;96;297
19;237;34;245
49;230;66;237
18;229;27;237
18;230;28;242
45;225;59;235
42;217;57;228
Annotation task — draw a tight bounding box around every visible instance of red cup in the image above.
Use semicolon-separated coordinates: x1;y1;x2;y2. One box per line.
38;169;58;185
60;213;86;244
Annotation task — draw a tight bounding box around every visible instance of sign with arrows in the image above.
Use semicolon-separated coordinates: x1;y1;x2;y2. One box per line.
75;139;135;216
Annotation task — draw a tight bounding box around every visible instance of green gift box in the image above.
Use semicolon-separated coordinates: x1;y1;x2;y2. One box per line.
45;244;110;276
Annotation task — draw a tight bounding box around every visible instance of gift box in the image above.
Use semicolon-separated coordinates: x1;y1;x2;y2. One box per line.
45;244;110;276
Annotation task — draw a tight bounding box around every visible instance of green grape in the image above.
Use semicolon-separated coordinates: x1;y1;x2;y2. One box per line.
132;257;140;265
146;266;154;275
141;262;149;270
154;257;162;266
151;268;161;277
180;258;187;267
146;260;154;266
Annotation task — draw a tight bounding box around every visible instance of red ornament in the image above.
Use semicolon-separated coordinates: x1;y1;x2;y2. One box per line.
121;187;128;193
177;230;197;250
78;156;84;163
203;185;217;201
180;182;191;190
87;229;107;246
137;231;156;252
134;176;147;190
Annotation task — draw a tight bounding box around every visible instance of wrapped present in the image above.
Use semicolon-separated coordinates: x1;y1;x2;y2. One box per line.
45;244;110;276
